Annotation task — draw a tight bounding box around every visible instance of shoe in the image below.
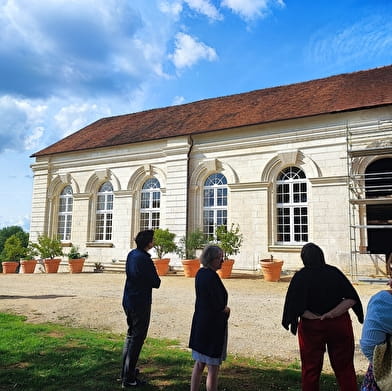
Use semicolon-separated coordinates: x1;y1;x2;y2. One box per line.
117;368;140;382
121;378;146;388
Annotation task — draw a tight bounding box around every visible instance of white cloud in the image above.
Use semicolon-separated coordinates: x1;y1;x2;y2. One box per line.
0;214;30;231
185;0;222;20
173;96;186;105
170;32;218;69
54;103;112;137
221;0;284;20
306;17;392;68
0;0;170;98
0;96;46;153
159;0;183;17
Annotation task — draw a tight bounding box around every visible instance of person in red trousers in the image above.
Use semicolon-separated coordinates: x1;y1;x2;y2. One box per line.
282;243;363;391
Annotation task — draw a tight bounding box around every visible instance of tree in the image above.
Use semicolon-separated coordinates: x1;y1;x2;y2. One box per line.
153;228;177;259
3;234;26;262
0;226;28;254
32;234;63;259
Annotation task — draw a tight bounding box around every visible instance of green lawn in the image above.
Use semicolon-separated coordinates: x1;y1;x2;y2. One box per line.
0;312;360;390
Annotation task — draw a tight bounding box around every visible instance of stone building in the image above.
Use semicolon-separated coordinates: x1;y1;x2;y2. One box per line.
30;65;392;276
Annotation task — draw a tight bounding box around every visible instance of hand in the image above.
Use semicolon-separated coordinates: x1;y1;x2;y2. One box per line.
223;306;231;318
320;312;334;320
302;310;321;320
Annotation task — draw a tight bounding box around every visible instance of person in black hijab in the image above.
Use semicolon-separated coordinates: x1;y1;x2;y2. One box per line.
282;243;363;391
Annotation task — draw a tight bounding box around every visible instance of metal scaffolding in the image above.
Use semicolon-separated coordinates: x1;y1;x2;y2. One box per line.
346;120;392;280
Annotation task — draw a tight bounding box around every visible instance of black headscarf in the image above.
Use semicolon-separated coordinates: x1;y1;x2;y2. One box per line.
282;243;363;335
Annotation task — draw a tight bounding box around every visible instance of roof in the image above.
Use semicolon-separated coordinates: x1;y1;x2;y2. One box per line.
32;65;392;157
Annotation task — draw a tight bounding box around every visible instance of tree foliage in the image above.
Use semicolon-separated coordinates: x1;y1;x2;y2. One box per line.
0;226;29;262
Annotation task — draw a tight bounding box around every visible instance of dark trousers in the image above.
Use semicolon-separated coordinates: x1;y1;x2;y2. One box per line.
298;312;357;391
121;305;151;382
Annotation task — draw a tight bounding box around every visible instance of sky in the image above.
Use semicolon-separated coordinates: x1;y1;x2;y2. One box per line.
0;0;391;232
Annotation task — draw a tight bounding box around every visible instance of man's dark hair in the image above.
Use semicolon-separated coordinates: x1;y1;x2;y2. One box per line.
135;230;154;250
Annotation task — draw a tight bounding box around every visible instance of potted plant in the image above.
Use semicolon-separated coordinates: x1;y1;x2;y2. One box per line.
153;228;177;276
176;229;207;277
20;243;39;274
1;234;25;273
32;234;63;273
67;245;88;273
93;262;105;273
215;223;243;278
260;254;284;282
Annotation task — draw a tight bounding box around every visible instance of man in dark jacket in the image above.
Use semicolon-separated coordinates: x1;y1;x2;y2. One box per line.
121;230;161;388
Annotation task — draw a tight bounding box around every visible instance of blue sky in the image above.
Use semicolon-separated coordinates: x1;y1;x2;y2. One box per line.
1;0;391;232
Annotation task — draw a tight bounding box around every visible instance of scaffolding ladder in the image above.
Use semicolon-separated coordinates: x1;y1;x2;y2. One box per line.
346;120;392;280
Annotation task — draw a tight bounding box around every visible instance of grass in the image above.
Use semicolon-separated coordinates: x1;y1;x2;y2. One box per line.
0;312;361;390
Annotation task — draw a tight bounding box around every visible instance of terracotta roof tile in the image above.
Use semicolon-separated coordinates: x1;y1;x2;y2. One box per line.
32;65;392;157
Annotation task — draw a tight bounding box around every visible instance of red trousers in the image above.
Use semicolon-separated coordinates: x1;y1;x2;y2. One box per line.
298;312;358;391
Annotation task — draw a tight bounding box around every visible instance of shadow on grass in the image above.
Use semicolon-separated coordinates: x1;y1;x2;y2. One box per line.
0;313;362;391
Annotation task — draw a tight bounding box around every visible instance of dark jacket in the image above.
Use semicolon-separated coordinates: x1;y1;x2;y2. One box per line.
282;264;363;335
122;248;161;311
189;267;228;358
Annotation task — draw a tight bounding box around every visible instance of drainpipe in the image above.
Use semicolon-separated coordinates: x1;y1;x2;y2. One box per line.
186;135;194;237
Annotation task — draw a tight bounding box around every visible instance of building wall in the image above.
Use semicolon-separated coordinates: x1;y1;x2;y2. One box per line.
30;107;392;274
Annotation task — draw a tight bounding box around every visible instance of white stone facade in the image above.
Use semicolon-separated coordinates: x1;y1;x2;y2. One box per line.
30;107;392;275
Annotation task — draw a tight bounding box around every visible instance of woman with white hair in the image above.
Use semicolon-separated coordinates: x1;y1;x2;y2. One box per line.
189;245;230;391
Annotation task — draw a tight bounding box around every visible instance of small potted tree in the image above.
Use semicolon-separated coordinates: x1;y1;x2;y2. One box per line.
32;234;63;273
215;223;243;278
67;245;88;273
20;243;39;274
176;229;207;277
260;254;284;282
153;228;177;276
1;234;25;273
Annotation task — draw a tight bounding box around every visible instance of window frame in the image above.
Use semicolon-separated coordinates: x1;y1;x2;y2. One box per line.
140;178;161;230
203;173;228;238
57;185;73;241
95;181;113;242
276;166;308;245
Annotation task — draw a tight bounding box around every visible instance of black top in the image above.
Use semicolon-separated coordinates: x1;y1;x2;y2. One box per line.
122;248;161;311
189;267;229;358
282;264;363;335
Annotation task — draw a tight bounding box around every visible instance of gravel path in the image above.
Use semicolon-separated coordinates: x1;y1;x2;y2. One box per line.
0;271;385;373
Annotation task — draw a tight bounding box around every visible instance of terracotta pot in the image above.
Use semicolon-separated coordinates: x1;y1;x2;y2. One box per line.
260;260;284;282
68;258;85;273
2;261;19;274
153;258;170;276
181;259;200;277
44;258;61;273
217;259;235;279
21;260;37;274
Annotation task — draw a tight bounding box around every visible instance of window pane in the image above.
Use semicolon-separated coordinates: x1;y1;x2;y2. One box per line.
152;191;160;208
140;213;149;231
203;210;214;236
58;186;73;241
107;194;113;210
217;188;227;206
141;193;149;208
97;195;105;210
203;189;214;207
276;167;308;244
140;178;161;230
203;173;228;237
151;212;160;229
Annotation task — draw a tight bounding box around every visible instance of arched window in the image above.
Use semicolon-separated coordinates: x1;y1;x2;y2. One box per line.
140;178;160;230
95;182;113;241
57;185;73;241
276;167;308;244
203;173;228;237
